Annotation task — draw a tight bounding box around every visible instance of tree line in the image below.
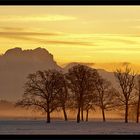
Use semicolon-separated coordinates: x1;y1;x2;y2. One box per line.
16;64;140;123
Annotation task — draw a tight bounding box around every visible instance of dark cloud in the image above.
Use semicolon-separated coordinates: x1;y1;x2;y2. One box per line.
0;33;93;46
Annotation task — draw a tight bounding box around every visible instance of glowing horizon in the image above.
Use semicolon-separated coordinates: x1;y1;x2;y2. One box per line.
0;6;140;72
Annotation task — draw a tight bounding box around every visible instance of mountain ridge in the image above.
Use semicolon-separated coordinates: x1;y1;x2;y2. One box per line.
0;47;118;101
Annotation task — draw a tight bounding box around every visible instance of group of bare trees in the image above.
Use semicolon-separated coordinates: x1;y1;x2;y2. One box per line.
16;64;140;123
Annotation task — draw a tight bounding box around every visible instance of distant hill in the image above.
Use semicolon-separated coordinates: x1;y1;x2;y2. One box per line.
0;47;61;101
0;47;120;101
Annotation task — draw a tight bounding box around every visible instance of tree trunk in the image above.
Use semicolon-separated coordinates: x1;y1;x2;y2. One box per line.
136;77;140;123
77;106;80;123
62;107;68;121
46;102;50;123
81;105;84;121
86;109;89;122
47;111;50;123
136;93;140;123
101;108;106;122
125;101;128;123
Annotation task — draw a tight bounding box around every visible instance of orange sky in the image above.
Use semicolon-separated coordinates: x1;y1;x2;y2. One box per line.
0;6;140;72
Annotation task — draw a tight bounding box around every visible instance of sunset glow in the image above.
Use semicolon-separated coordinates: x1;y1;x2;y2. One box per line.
0;6;140;72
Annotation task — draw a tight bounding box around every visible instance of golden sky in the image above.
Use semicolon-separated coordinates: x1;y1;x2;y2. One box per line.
0;6;140;72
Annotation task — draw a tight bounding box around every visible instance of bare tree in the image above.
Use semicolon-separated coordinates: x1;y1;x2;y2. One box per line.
135;75;140;123
84;93;96;122
57;74;69;121
16;70;65;123
114;66;136;123
95;76;117;122
66;64;98;123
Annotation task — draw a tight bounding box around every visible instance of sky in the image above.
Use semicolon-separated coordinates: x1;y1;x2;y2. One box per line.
0;6;140;72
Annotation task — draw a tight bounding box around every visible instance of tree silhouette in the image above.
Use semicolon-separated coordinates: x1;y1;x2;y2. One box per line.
135;75;140;123
114;66;136;123
95;76;117;122
84;93;96;122
57;73;69;121
16;70;65;123
66;64;98;123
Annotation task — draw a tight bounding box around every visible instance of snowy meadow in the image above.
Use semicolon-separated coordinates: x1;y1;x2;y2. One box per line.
0;119;140;135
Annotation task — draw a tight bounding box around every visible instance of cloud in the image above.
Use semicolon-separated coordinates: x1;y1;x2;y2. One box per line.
92;36;137;45
0;15;76;22
0;30;93;46
0;27;24;31
0;31;59;36
65;33;138;45
0;33;93;46
105;38;137;45
38;39;92;46
93;47;140;52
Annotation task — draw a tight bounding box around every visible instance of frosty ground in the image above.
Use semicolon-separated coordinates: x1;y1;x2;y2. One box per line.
0;119;140;134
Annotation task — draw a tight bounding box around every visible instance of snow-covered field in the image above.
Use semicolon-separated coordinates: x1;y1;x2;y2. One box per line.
0;119;140;134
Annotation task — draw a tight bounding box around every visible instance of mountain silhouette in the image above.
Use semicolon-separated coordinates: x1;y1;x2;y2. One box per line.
0;47;119;101
0;47;61;101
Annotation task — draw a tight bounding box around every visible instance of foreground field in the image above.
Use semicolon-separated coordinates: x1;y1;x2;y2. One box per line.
0;119;140;134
